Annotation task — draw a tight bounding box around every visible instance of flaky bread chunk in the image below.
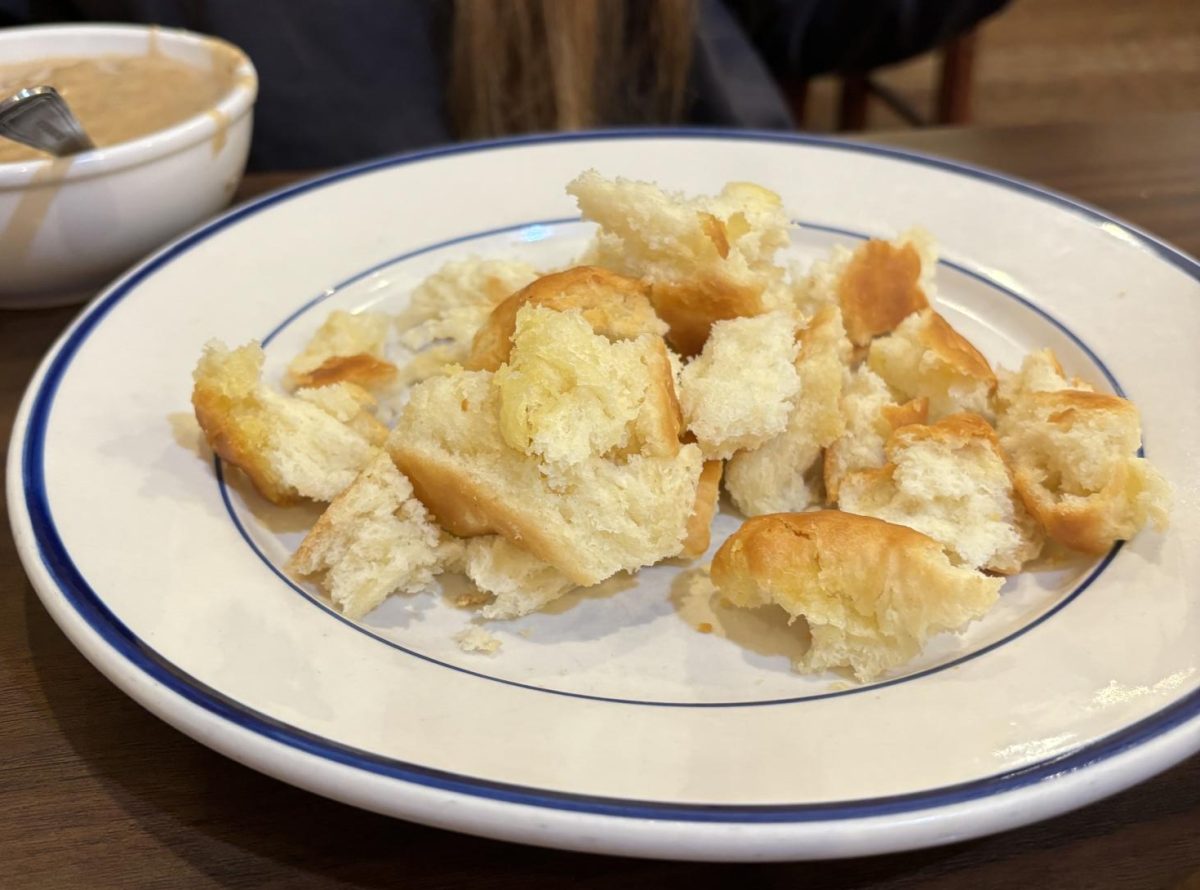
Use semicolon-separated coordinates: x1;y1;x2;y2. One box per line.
679;311;801;459
838;413;1042;573
794;228;935;346
492;305;681;468
868;308;996;421
290;452;458;618
824;365;928;503
680;460;724;558
294;382;388;445
568;170;790;355
724;306;851;515
389;370;704;586
997;354;1169;553
192;341;381;504
397;257;539;350
286;310;397;390
463;536;576;620
711;512;1002;681
394;257;539;378
465;266;666;372
996;347;1093;412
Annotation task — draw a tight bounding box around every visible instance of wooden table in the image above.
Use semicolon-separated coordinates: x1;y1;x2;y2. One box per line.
3;113;1198;888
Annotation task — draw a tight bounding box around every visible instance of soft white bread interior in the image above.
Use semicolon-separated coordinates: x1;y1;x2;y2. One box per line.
294;382;389;445
995;347;1093;410
824;365;928;504
286;310;397;390
463;535;576;620
868;308;996;421
679;311;801;459
794;228;935;346
492;305;681;468
290;452;459;618
567;170;790;355
465;265;667;372
996;351;1169;554
837;413;1043;573
394;257;539;376
192;340;382;504
724;305;851;515
388;370;704;586
711;511;1002;681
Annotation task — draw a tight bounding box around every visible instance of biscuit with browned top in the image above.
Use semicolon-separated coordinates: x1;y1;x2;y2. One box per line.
711;511;1002;680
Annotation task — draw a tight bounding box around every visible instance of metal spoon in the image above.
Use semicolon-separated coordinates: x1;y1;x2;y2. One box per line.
0;86;94;157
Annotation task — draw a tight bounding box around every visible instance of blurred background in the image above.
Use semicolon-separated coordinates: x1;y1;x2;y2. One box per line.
799;0;1200;132
2;0;1198;169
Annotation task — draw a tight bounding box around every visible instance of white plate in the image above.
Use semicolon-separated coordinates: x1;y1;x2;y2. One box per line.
9;132;1199;862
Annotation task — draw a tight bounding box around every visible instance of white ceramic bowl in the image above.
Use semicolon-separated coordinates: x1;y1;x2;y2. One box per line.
0;24;257;308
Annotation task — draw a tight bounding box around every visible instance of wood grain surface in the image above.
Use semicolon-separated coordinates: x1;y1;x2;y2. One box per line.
2;113;1198;889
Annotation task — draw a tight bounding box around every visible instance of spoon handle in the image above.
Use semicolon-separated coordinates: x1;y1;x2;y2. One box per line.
0;86;95;158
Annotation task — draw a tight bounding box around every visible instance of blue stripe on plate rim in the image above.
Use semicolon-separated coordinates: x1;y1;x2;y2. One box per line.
213;213;1125;708
17;129;1200;823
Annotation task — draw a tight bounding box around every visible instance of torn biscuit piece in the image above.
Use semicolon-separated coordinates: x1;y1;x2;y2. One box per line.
724;305;851;515
389;369;704;586
794;228;935;346
568;170;790;355
290;452;458;618
995;347;1093;412
711;511;1002;682
837;413;1043;573
996;352;1169;554
393;257;540;382
397;257;539;351
286;310;397;390
492;304;681;468
824;365;928;504
868;308;996;421
463;535;576;620
294;382;389;445
679;311;801;460
680;460;724;558
192;340;382;504
465;265;666;372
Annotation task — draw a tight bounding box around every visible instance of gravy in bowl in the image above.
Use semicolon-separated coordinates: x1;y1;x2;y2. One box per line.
0;50;236;162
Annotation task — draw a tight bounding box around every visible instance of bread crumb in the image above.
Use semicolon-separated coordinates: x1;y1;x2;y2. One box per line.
454;590;493;609
454;626;502;654
697;622;714;634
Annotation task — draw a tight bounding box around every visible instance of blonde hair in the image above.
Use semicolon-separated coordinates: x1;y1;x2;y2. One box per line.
449;0;696;139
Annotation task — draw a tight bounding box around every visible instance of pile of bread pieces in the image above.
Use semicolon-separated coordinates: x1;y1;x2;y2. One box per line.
191;170;1170;681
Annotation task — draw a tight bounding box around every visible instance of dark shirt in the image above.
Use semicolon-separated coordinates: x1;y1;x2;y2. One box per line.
0;0;1006;170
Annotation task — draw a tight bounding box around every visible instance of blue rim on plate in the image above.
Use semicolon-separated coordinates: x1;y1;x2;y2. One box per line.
18;129;1200;823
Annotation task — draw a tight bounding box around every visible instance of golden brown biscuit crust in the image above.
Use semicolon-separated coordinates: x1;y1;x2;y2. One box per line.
289;353;398;390
1005;389;1151;554
648;277;765;357
679;460;723;558
712;510;948;604
920;310;997;388
837;240;929;347
465;266;661;372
